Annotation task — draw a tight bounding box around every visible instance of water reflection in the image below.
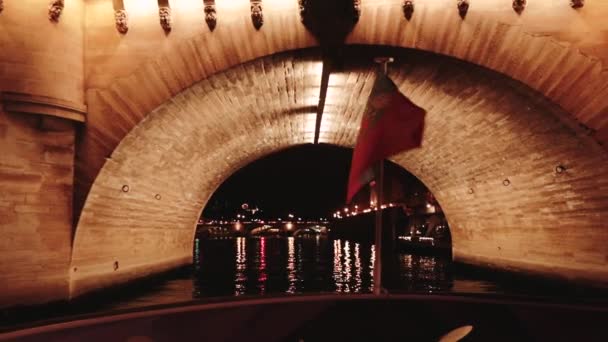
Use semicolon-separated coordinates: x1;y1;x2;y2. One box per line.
6;237;606;330
258;238;267;294
344;241;351;293
369;244;375;292
193;237;454;296
332;240;372;294
396;254;452;292
235;237;246;295
287;237;296;294
354;243;362;292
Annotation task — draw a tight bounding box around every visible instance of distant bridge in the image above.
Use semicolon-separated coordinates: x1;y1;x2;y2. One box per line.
196;221;329;238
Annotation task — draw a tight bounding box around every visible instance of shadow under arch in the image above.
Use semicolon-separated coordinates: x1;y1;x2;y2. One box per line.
197;143;453;246
70;45;608;300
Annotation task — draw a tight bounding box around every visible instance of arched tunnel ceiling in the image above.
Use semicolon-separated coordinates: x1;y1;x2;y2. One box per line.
78;0;608;215
71;46;608;298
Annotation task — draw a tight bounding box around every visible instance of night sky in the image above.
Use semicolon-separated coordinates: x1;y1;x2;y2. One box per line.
202;144;419;220
202;144;351;220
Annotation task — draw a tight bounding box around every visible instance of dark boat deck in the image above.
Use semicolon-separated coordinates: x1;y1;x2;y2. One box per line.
3;294;608;342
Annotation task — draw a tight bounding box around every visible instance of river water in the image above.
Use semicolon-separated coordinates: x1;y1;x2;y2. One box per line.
110;235;606;310
3;235;608;330
194;236;449;296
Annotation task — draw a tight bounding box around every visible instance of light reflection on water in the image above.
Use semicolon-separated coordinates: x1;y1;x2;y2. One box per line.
85;236;607;314
5;236;608;330
287;237;296;294
234;236;246;295
193;236;452;297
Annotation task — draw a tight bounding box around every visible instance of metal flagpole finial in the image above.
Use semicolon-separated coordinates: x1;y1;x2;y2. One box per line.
374;57;394;75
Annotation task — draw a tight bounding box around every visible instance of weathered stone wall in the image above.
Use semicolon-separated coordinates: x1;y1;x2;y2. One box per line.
0;0;84;307
0;107;75;308
72;48;608;298
0;0;85;104
349;0;608;141
70;51;321;297
77;0;316;215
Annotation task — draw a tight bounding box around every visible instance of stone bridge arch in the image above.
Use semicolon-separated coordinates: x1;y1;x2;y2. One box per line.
79;0;608;213
3;0;608;309
71;45;608;298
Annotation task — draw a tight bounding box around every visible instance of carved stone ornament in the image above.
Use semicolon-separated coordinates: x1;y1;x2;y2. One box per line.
403;0;414;21
159;6;172;32
353;0;361;23
250;0;263;30
512;0;526;14
48;0;64;22
457;0;469;19
204;0;217;31
298;0;306;23
115;9;128;34
298;0;361;46
570;0;584;8
298;0;360;25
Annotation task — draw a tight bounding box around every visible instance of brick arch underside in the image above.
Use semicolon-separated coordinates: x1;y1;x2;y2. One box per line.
78;1;608;217
71;47;608;298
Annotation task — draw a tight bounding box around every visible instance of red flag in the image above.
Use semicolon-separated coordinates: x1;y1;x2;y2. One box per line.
346;72;426;203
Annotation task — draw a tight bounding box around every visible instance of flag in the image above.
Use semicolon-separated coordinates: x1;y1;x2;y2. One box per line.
346;72;426;203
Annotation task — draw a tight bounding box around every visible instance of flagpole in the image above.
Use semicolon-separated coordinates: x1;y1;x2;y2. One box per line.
372;57;393;295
